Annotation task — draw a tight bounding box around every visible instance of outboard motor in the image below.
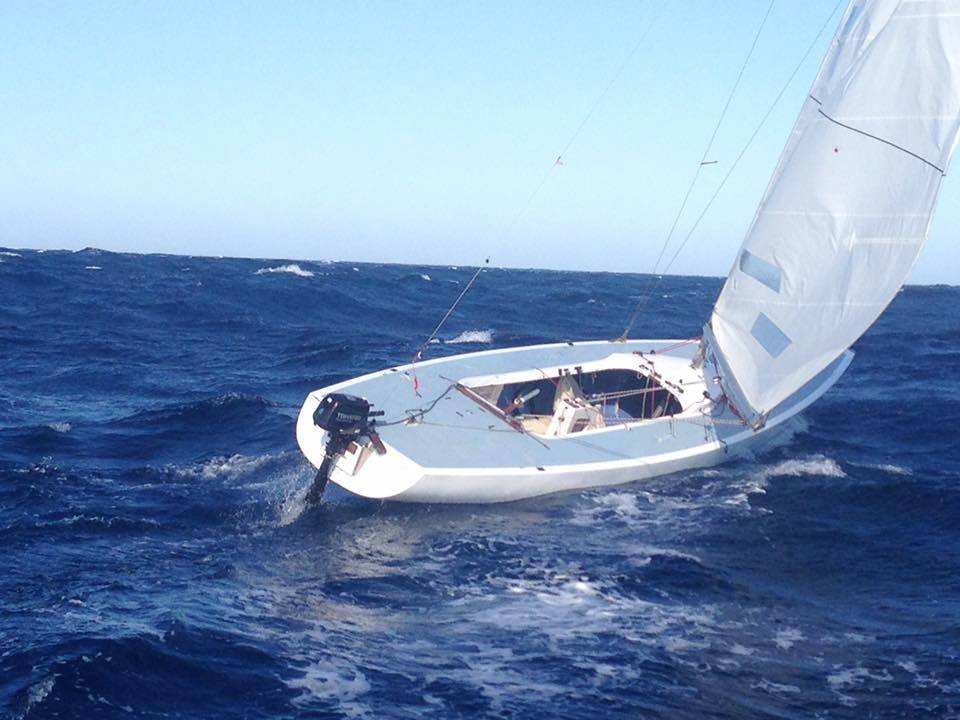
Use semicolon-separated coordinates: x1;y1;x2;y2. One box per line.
306;393;384;504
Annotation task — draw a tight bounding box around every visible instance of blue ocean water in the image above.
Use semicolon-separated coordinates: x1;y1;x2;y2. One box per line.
1;247;958;719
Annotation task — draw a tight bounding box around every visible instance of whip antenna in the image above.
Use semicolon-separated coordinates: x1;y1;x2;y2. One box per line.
414;257;490;362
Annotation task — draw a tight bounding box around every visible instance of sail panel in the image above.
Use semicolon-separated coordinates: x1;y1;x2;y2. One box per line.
708;0;960;422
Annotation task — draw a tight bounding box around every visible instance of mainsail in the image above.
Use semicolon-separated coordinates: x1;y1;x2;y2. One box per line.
706;0;960;426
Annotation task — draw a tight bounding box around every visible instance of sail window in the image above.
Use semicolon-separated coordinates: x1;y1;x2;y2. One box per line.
739;250;781;292
750;313;791;357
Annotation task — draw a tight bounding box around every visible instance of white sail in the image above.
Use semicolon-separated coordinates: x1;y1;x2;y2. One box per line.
706;0;960;425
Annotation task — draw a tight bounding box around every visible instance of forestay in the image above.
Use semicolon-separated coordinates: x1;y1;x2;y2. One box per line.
706;0;960;425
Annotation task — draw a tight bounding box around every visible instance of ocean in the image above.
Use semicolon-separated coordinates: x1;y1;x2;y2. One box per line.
1;247;958;719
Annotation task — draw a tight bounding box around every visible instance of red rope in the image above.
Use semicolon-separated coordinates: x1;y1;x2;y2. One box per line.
654;336;701;355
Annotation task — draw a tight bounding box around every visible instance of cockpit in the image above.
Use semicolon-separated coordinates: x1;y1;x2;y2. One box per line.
466;365;684;437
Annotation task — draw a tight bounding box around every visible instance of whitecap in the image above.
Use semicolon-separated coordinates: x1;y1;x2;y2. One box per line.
47;422;71;433
469;561;723;656
286;657;371;716
447;329;493;344
255;264;315;277
866;463;912;476
85;266;102;271
25;675;57;713
39;514;160;529
827;664;892;690
897;659;918;673
420;273;431;281
168;453;276;481
0;250;22;257
773;627;804;650
753;454;846;482
752;678;801;694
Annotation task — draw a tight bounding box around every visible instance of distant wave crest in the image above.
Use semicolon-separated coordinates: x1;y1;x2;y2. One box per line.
255;264;315;277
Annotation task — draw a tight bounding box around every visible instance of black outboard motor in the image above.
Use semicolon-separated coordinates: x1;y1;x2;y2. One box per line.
306;393;384;504
313;393;373;436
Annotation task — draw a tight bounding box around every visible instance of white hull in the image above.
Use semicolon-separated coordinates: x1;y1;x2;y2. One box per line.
296;339;853;504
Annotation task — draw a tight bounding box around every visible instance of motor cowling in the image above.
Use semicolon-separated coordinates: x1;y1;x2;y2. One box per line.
312;393;372;436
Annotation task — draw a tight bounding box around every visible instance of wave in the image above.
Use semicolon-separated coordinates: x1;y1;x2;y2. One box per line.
118;392;275;425
26;513;162;532
827;664;893;690
84;266;102;271
93;392;284;462
161;449;316;526
286;657;372;714
773;627;804;650
166;452;278;481
752;455;846;482
0;250;22;257
255;264;315;277
446;329;494;344
14;674;57;718
751;678;801;695
860;462;913;476
47;422;72;433
420;273;431;281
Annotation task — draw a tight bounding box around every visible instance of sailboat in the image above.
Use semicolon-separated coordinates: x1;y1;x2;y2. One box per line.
297;0;960;503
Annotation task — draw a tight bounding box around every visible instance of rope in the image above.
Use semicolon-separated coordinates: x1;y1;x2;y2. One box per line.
619;0;844;331
552;4;662;169
815;106;945;175
587;386;675;402
649;337;700;355
618;0;777;340
377;384;458;427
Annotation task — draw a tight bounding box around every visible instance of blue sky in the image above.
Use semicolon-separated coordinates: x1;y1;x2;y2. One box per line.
1;1;957;283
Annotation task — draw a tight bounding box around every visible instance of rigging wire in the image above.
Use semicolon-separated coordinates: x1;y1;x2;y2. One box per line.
619;0;845;339
503;3;663;235
411;4;661;372
618;0;777;340
408;259;488;397
658;0;846;278
414;258;490;362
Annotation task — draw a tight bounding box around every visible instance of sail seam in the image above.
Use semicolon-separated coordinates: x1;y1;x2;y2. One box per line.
730;298;887;308
761;210;929;217
816;108;946;174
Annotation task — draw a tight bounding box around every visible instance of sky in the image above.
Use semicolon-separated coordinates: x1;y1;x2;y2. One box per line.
1;0;957;283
